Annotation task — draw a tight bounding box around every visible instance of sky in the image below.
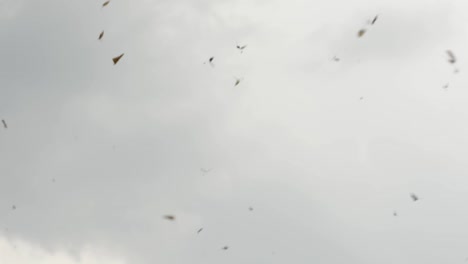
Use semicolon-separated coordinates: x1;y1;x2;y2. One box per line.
2;0;468;263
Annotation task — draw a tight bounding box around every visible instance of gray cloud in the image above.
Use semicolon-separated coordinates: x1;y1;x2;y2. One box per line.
1;0;468;263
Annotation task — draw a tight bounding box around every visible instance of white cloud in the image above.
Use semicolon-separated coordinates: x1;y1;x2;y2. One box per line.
0;236;125;264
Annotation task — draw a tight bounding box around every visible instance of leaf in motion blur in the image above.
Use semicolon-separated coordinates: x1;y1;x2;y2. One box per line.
357;29;366;37
446;50;456;64
163;215;175;221
234;77;242;86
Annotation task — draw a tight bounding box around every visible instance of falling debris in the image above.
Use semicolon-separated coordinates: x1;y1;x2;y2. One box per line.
234;77;242;86
393;211;397;216
163;215;175;221
249;207;253;211
446;50;459;73
11;205;16;210
102;1;110;7
222;246;229;250
204;57;215;67
357;29;366;37
1;119;7;129
332;56;340;62
208;57;215;67
98;31;104;40
197;228;203;234
410;193;419;202
443;83;449;90
446;50;456;64
371;15;378;25
112;53;124;65
52;178;56;183
236;44;247;53
359;96;364;100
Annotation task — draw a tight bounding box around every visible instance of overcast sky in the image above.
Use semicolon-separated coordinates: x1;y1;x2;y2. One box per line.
2;0;468;263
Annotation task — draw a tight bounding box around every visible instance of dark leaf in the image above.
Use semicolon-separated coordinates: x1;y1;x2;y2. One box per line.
113;53;124;65
163;215;175;221
357;29;366;37
446;50;456;64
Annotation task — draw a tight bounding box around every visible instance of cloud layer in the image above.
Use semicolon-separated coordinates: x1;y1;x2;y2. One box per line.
2;0;468;263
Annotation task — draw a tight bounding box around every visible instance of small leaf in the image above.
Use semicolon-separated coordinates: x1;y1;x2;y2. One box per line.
112;53;124;65
357;29;366;37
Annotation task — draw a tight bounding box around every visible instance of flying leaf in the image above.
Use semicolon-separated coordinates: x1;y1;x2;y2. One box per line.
446;50;456;64
112;53;124;65
410;193;419;202
357;29;366;37
163;215;175;221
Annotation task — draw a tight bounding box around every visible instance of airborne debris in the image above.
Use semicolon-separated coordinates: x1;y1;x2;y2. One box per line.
446;50;456;64
410;193;419;202
163;215;175;221
197;228;203;234
1;119;7;129
102;1;110;7
236;44;247;53
371;15;378;25
98;31;104;40
393;211;397;216
446;50;459;73
204;57;215;67
332;56;340;62
222;246;229;250
112;53;124;65
249;207;253;211
234;77;242;86
357;29;366;37
11;205;16;210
